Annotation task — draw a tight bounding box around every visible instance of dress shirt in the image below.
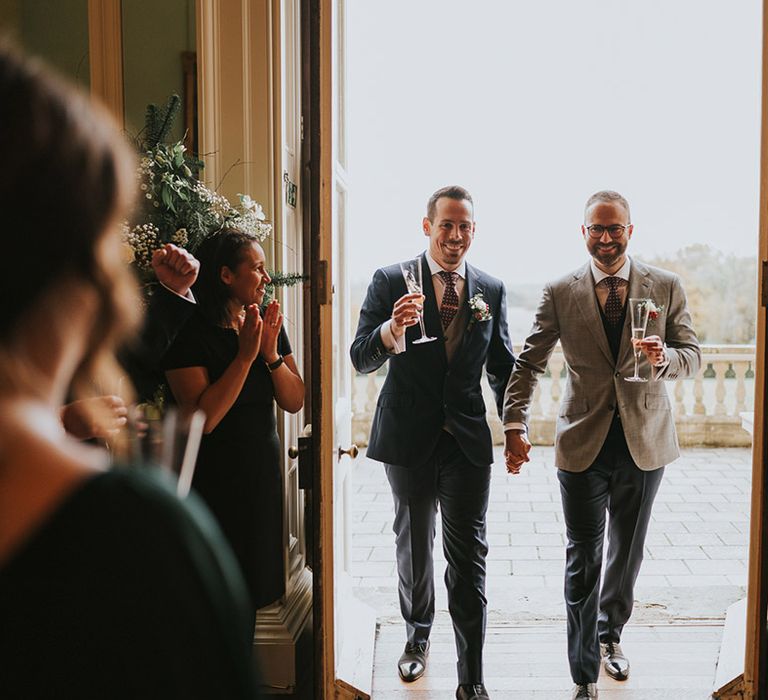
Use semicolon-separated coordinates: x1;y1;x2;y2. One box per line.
380;252;467;354
160;281;196;303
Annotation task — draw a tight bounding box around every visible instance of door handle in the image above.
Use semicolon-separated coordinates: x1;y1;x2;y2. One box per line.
288;424;313;460
338;444;359;460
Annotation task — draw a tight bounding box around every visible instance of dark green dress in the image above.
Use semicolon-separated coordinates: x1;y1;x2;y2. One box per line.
0;468;260;699
162;309;291;615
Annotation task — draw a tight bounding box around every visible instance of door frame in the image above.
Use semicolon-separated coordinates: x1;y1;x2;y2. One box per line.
302;2;768;697
302;0;336;695
745;1;768;694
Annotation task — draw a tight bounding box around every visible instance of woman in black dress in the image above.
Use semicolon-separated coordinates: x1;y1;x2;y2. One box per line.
0;44;259;698
163;229;304;625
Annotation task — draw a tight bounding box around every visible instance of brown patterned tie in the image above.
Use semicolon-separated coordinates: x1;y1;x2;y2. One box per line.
603;277;623;326
438;271;460;329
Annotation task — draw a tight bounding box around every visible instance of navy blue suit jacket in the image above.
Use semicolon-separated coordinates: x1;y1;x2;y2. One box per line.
350;254;516;468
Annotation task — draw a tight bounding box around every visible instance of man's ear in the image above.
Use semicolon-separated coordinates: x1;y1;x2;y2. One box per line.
627;224;634;241
422;217;431;236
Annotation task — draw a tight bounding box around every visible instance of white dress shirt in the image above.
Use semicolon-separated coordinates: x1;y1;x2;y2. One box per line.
380;252;467;354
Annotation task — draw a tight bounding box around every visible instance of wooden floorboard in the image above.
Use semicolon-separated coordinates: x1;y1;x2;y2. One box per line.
373;616;722;699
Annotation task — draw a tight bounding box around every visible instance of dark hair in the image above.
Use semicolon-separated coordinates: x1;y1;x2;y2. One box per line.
0;42;139;394
193;228;261;327
426;185;474;222
584;190;631;222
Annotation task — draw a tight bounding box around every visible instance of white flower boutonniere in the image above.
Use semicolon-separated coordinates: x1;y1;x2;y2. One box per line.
468;292;492;331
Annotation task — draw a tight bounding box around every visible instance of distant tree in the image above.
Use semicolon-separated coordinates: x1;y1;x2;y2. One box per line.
638;245;757;344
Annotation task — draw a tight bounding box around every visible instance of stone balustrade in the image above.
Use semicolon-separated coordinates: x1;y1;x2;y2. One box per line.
351;344;755;448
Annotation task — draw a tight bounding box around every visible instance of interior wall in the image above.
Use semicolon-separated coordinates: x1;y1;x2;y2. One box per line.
122;0;195;143
0;0;90;87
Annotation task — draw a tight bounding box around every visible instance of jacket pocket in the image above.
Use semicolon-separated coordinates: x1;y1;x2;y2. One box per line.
558;398;589;417
377;393;415;409
645;393;671;410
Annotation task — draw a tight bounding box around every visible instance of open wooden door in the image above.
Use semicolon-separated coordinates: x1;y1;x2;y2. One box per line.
744;1;768;694
304;0;375;697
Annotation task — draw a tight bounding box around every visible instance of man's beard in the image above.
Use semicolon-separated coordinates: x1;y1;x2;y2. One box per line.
591;241;626;267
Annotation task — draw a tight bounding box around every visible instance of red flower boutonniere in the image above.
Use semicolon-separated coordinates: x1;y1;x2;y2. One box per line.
646;299;664;322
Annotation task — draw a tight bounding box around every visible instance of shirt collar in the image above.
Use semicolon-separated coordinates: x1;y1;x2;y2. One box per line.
591;256;631;286
425;250;466;279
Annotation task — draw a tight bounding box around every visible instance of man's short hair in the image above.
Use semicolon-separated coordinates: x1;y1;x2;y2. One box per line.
584;190;631;222
426;185;474;222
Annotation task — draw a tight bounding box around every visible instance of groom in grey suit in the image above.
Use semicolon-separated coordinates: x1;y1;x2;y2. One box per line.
503;191;700;700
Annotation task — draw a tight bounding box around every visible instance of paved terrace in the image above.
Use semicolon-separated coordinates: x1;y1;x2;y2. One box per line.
350;446;752;699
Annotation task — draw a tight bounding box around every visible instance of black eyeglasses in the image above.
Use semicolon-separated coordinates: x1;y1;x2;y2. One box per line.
585;224;629;239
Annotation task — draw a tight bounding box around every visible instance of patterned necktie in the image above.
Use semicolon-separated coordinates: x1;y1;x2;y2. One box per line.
438;271;460;329
603;276;623;326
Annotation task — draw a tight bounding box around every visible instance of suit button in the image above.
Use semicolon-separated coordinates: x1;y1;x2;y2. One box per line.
614;372;620;378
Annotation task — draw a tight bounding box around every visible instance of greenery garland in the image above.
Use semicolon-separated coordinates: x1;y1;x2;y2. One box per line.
122;95;305;300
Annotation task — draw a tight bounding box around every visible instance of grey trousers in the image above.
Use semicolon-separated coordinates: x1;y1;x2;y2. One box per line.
557;421;664;685
385;431;491;685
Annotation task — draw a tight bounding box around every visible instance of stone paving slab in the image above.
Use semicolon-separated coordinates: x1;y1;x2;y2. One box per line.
352;446;752;624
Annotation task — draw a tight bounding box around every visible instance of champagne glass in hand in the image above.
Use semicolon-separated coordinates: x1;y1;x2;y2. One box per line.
625;298;651;383
399;258;436;345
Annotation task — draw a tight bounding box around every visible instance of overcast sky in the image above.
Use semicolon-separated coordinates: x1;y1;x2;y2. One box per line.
347;0;762;286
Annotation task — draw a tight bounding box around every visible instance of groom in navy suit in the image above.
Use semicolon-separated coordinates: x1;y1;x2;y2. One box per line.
351;186;515;700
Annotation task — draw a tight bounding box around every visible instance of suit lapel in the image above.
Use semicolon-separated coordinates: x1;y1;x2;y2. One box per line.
570;263;614;366
618;258;654;366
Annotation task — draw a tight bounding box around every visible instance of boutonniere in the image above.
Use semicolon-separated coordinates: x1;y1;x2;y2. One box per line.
646;299;664;322
467;292;492;331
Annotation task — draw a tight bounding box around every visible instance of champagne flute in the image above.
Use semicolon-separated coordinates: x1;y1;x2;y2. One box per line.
625;298;651;383
400;258;436;345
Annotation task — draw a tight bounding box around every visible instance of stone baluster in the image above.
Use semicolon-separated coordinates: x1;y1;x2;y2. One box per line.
693;366;706;415
531;382;543;420
735;359;748;414
713;361;728;416
674;379;687;416
365;373;378;417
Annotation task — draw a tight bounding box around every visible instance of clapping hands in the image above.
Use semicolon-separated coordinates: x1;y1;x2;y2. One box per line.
236;304;263;364
260;300;284;364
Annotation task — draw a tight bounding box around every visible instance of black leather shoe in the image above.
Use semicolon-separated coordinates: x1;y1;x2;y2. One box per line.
571;683;597;699
397;641;429;682
600;641;630;681
456;683;490;700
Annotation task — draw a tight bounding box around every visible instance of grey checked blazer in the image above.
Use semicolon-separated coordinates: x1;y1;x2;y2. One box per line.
502;258;701;471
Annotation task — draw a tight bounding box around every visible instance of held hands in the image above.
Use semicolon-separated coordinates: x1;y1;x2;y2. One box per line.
633;334;666;366
390;293;425;339
260;300;284;364
237;304;263;364
152;243;200;297
504;430;531;475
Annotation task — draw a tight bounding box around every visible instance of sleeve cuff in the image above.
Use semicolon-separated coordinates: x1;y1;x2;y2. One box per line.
504;422;527;433
159;281;196;303
380;319;406;354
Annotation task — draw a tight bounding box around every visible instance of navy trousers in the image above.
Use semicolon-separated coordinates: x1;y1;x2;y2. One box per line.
557;420;664;684
385;431;491;685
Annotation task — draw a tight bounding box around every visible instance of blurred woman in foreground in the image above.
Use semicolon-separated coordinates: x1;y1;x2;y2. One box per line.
0;44;259;698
